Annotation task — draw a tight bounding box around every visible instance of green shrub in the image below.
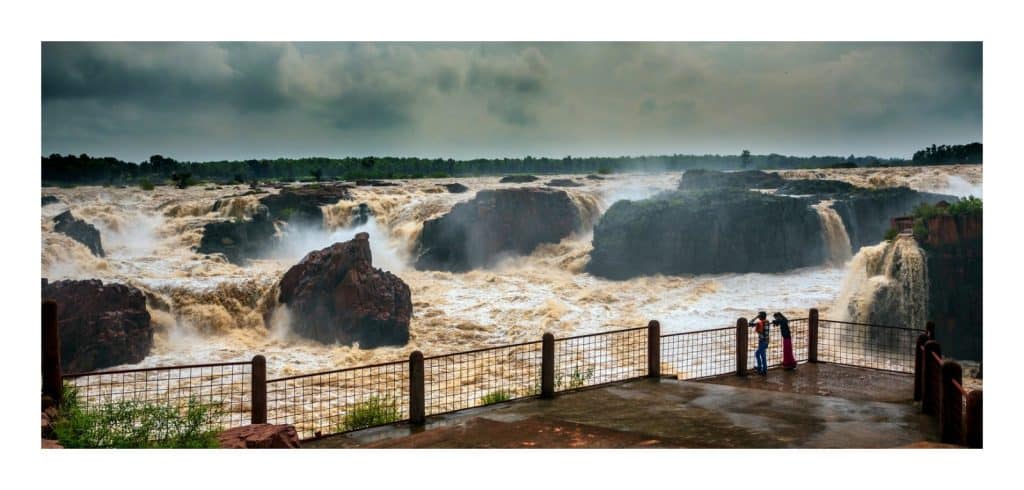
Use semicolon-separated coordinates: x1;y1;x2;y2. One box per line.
479;390;512;405
555;366;596;390
139;178;155;191
53;385;223;448
948;196;982;216
338;396;399;431
428;172;450;178
912;219;929;241
883;228;898;242
597;166;613;175
277;208;295;221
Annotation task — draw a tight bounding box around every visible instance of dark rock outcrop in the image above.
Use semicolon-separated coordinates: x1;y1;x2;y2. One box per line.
586;190;827;278
53;211;104;257
196;205;277;264
546;178;584;187
355;179;400;187
922;213;982;360
678;169;785;190
278;233;411;347
585;174;605;180
776;179;857;196
218;424;301;448
415;188;584;271
831;187;952;251
42;195;60;206
258;184;351;228
42;279;153;372
499;175;539;183
440;183;469;193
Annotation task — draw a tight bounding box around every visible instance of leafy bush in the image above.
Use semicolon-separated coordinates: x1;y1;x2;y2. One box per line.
53;385;223;448
883;228;898;242
338;396;399;431
555;366;596;390
912;220;929;242
479;390;512;405
597;166;613;175
139;178;155;191
948;196;982;216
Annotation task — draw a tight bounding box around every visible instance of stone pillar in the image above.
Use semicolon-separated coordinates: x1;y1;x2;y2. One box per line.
921;340;942;415
409;351;425;425
965;389;982;448
42;300;62;406
940;360;963;445
808;308;819;363
542;333;555;398
251;355;267;424
736;318;748;376
647;320;661;378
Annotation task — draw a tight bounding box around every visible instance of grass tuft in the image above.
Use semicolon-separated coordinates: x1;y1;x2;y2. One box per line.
338;396;399;432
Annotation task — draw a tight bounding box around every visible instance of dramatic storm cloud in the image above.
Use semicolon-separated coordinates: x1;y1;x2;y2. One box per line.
41;42;982;161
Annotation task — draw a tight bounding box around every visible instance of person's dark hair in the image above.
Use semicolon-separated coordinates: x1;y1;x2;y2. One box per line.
757;311;767;319
773;312;787;320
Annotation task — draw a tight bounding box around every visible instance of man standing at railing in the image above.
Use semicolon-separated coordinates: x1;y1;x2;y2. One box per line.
774;312;797;370
753;311;770;376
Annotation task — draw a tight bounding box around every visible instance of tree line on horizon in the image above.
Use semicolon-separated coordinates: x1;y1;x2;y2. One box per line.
41;143;982;186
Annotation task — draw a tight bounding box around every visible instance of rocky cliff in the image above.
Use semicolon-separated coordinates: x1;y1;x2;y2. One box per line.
415;188;584;271
922;213;982;360
586;190;827;278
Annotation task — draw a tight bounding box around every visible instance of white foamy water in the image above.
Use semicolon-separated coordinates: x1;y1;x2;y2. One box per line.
41;166;979;377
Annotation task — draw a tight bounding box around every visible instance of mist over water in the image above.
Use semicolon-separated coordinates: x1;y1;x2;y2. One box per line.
41;166;981;376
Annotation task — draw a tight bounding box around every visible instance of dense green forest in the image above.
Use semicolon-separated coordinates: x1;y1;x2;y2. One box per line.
41;143;982;186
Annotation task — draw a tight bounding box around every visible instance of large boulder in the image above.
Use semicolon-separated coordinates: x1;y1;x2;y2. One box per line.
42;279;153;372
678;169;785;190
440;182;469;193
499;175;539;183
217;424;301;448
196;205;277;264
586;190;827;278
258;184;351;228
277;233;411;347
42;195;60;206
414;188;584;271
546;178;584;187
53;210;104;257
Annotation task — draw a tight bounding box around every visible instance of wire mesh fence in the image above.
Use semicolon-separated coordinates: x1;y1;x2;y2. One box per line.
265;360;408;440
818;319;922;373
553;327;647;391
661;327;735;379
423;341;544;416
61;361;253;432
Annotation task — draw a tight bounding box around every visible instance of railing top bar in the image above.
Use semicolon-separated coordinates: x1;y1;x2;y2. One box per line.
554;326;648;342
930;351;943;364
423;339;543;361
266;359;407;383
661;326;734;337
952;378;967;396
62;360;252;379
819;318;926;333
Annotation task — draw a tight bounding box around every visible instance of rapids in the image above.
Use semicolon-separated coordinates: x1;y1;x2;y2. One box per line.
40;166;980;377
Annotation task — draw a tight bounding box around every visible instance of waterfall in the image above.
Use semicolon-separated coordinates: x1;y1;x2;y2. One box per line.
832;236;929;329
812;200;852;265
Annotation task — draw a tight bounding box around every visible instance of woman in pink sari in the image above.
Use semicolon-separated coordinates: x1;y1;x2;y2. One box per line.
774;312;797;370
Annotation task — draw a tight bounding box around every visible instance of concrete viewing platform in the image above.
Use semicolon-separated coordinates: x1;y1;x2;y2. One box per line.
305;364;939;448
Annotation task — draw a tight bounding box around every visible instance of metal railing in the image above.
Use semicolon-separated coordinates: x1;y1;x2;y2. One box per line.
44;300;941;443
817;319;921;373
61;361;254;431
265;360;408;440
915;338;982;448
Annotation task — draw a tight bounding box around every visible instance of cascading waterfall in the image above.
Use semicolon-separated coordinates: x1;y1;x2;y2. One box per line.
812;200;852;265
832;235;929;329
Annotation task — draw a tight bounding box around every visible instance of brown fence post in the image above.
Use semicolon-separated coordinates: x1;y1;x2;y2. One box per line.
913;333;929;401
542;333;555;398
921;340;942;415
648;320;661;378
965;389;982;448
926;320;935;340
251;355;267;424
42;300;62;406
940;360;963;445
808;308;819;363
409;351;425;425
736;318;748;376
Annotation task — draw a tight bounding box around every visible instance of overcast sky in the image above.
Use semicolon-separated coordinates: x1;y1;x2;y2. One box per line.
41;42;982;162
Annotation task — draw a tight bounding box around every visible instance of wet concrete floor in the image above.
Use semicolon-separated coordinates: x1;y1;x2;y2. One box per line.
305;364;937;448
